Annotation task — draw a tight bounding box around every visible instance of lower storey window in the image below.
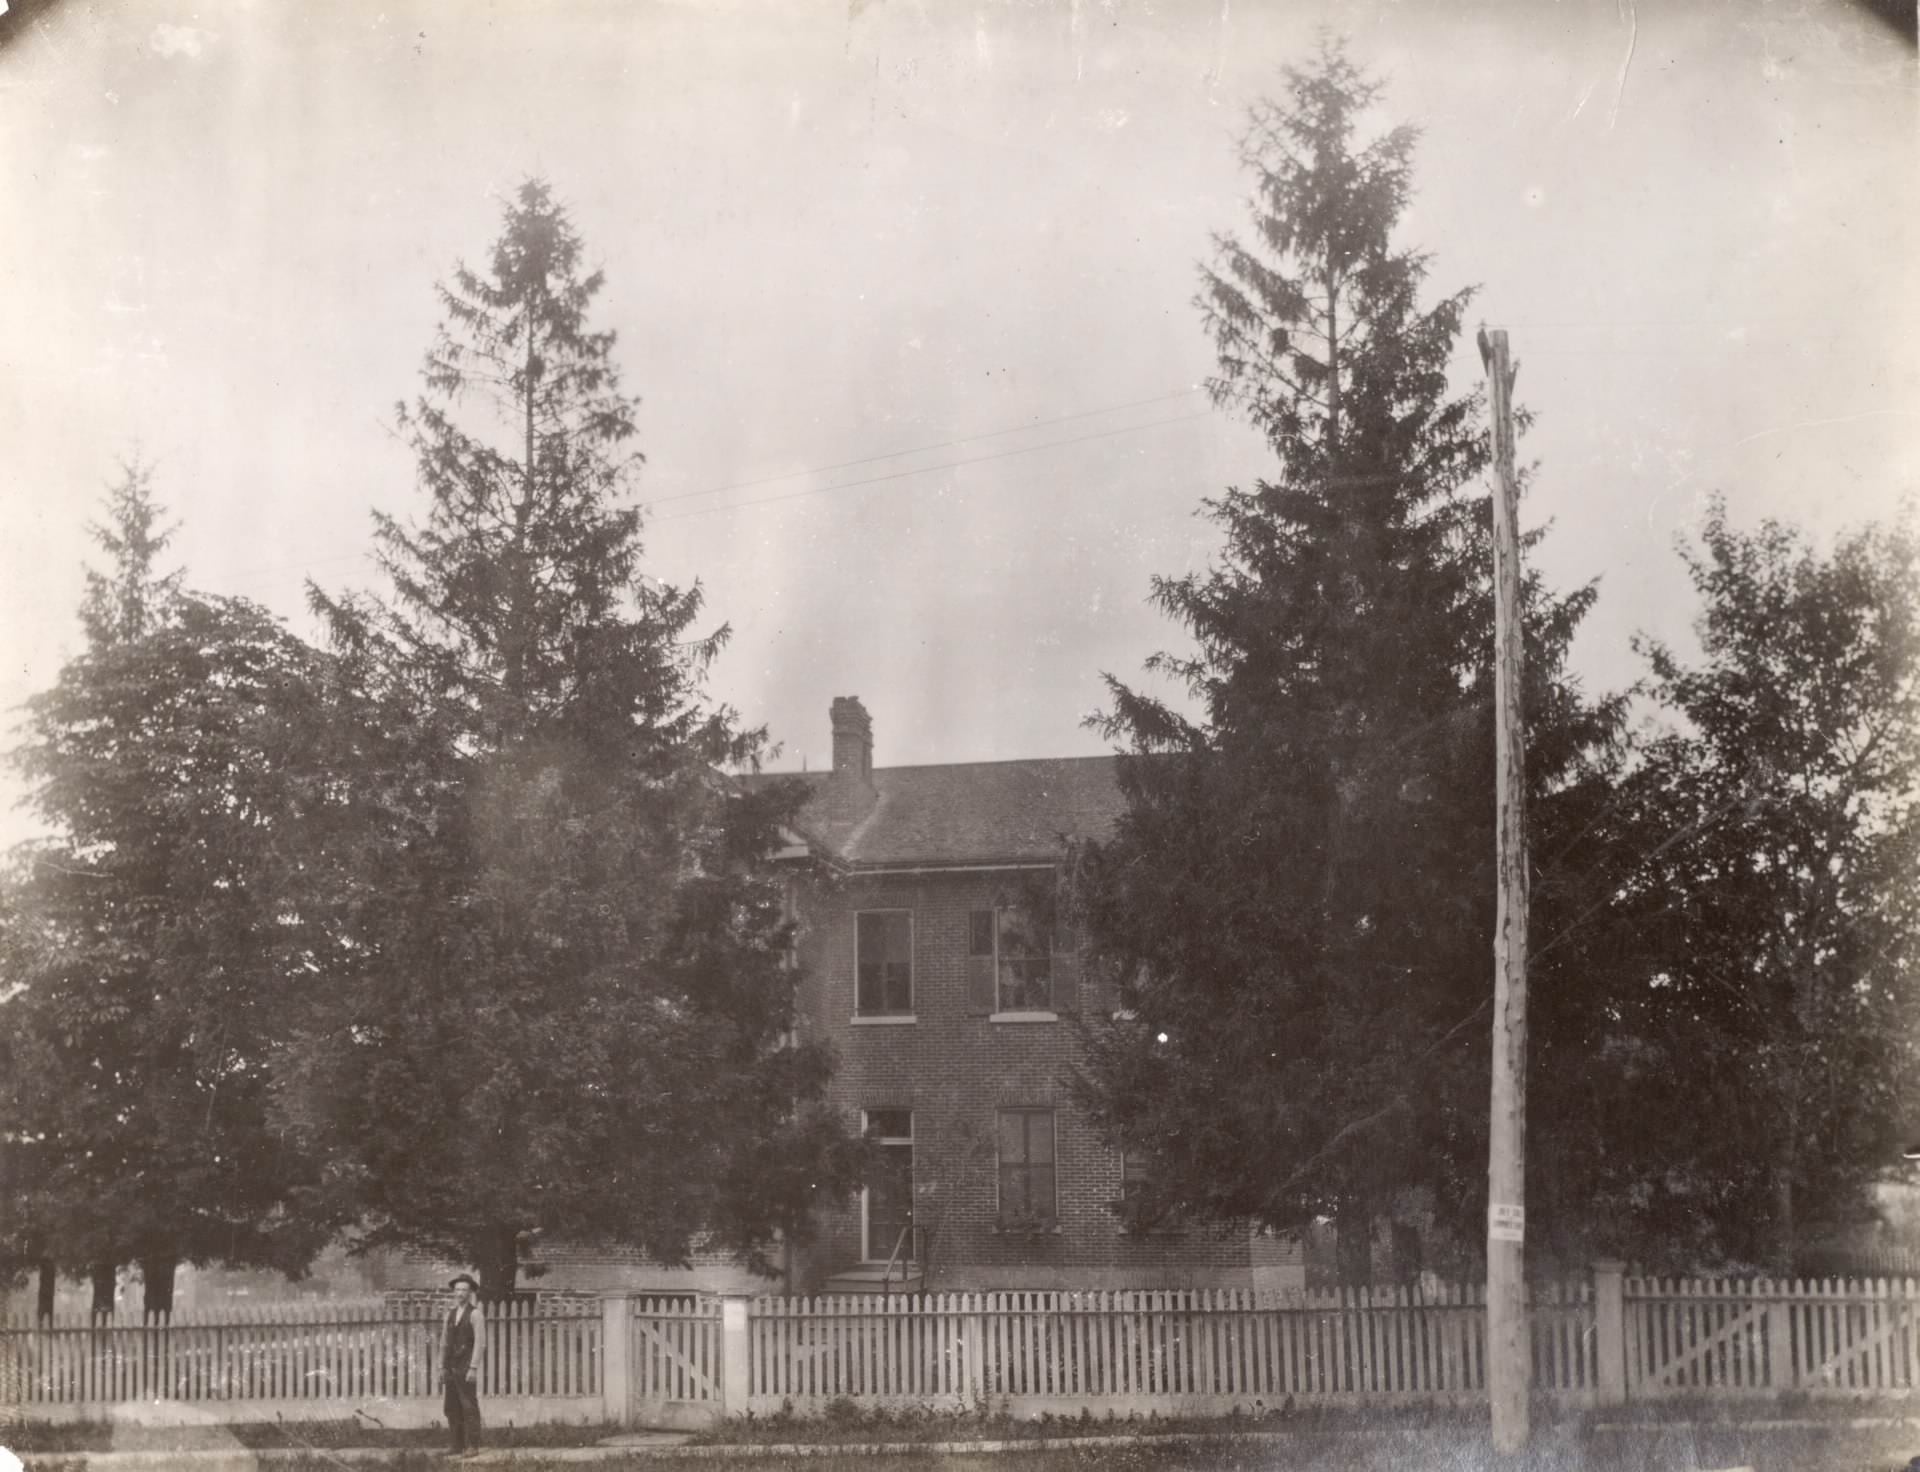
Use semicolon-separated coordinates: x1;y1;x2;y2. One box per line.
997;1108;1056;1226
1120;1149;1151;1203
1115;1147;1178;1233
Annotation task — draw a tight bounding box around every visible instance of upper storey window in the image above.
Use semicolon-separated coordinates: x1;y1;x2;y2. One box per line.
969;907;1052;1013
855;910;913;1015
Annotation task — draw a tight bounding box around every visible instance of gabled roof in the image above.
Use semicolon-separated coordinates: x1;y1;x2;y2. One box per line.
743;755;1125;870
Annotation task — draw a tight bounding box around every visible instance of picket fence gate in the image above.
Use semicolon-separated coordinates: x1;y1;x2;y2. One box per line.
1625;1275;1920;1398
625;1295;723;1426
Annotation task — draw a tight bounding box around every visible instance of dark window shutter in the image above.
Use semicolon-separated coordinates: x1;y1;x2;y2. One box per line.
967;910;996;1014
1053;941;1077;1014
969;910;994;956
855;913;884;1014
886;912;913;1012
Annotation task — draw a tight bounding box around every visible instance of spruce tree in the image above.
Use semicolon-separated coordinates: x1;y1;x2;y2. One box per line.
77;456;182;649
1074;43;1619;1278
2;463;336;1313
292;181;862;1295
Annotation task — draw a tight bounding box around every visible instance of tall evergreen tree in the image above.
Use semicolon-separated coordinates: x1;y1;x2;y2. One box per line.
77;455;182;650
1073;43;1619;1277
291;181;862;1296
1;463;336;1314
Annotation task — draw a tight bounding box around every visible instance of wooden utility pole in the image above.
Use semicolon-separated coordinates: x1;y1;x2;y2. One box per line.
1479;326;1530;1455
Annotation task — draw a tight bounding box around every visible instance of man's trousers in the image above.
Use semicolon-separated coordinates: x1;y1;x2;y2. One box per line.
444;1373;482;1451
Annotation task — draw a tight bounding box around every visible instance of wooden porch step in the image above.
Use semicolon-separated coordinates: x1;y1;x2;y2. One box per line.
822;1264;925;1295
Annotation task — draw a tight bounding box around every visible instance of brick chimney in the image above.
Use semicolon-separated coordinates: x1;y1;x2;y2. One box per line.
829;696;874;786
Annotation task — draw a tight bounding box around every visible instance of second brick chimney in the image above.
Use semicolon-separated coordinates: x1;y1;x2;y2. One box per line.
829;696;874;786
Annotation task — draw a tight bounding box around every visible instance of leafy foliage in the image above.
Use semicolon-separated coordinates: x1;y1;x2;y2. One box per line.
1540;502;1920;1271
1071;43;1620;1275
288;181;863;1293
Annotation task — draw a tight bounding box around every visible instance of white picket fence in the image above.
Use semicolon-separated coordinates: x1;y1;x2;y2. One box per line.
0;1298;604;1426
627;1296;723;1415
744;1284;1598;1412
8;1274;1920;1427
1625;1276;1920;1398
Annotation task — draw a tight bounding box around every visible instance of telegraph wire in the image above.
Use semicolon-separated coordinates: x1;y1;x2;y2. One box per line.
641;385;1207;509
652;408;1220;524
212;386;1219;587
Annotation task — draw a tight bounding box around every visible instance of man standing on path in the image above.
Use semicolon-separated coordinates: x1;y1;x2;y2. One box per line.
442;1274;485;1458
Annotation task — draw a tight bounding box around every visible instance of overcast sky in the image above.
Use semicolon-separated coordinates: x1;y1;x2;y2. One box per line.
2;0;1915;845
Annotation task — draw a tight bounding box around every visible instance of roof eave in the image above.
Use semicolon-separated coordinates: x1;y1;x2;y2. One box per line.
835;856;1066;876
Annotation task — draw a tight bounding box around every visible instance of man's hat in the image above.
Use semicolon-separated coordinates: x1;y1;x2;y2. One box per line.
448;1273;480;1291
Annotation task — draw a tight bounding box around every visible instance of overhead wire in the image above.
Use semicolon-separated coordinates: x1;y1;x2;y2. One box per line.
212;384;1219;587
651;407;1220;524
642;385;1208;508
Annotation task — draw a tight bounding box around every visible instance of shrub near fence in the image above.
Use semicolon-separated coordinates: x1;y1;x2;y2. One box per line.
0;1298;604;1426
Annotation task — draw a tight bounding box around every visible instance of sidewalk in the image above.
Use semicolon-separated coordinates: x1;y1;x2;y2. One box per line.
18;1420;1920;1469
2;1429;1424;1470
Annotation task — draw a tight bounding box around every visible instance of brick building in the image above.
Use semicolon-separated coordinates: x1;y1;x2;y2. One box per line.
363;694;1305;1303
771;697;1303;1295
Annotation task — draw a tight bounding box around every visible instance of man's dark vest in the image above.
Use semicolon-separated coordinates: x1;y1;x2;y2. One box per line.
443;1303;476;1377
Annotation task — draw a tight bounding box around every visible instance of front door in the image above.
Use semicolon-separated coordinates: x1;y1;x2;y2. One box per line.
863;1109;914;1263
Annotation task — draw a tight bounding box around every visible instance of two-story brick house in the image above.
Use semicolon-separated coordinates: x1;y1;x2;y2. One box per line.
368;694;1305;1304
771;697;1304;1296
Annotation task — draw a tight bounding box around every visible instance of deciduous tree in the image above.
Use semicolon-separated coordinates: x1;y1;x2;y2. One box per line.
1544;502;1920;1271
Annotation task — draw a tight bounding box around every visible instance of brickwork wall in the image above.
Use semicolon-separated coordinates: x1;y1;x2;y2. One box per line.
381;1288;605;1315
794;868;1295;1292
352;853;1312;1302
391;1241;776;1297
1248;1230;1307;1269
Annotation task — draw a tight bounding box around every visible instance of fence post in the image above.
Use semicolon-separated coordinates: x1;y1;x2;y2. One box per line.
1764;1280;1793;1393
601;1294;632;1426
719;1295;751;1418
0;1321;24;1413
963;1297;985;1409
1592;1260;1625;1406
